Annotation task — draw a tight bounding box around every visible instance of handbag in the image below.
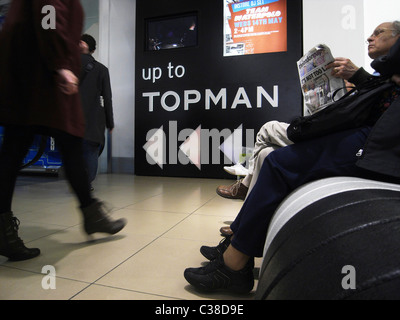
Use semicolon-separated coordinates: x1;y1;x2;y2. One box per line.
287;76;395;143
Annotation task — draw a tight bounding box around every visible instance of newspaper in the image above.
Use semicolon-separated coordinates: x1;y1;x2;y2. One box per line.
298;44;346;115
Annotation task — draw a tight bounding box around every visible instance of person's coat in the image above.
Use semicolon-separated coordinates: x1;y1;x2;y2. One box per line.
357;96;400;178
80;53;114;147
0;0;85;138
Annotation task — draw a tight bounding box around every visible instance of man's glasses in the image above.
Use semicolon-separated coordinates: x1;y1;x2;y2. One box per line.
370;28;396;38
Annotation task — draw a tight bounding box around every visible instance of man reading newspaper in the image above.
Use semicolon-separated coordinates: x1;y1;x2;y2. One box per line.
216;44;371;205
189;21;400;295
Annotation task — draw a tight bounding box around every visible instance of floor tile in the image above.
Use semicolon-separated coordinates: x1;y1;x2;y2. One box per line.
0;266;89;300
1;174;259;301
97;237;255;300
72;284;178;300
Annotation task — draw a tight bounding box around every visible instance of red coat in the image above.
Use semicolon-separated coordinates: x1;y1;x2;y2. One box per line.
0;0;85;137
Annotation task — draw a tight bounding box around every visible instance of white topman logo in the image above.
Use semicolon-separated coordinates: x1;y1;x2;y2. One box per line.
143;121;255;170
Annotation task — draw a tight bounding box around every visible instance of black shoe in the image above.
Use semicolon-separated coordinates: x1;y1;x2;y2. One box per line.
200;236;231;261
81;200;127;235
0;212;41;261
184;255;254;294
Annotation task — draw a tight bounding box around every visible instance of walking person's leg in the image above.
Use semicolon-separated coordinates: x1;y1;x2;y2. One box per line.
0;126;40;261
54;130;126;235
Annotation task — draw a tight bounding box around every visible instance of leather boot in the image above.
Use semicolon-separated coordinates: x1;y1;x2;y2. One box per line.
0;212;40;261
81;200;127;235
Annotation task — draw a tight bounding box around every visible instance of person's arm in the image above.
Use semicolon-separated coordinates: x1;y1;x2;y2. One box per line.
101;66;115;131
348;67;374;86
326;57;373;86
56;69;79;95
31;0;82;94
326;57;360;80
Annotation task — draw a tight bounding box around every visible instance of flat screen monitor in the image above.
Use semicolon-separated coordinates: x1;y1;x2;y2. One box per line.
146;13;198;51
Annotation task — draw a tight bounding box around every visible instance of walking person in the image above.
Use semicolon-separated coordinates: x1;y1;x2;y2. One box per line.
80;34;115;190
0;0;126;262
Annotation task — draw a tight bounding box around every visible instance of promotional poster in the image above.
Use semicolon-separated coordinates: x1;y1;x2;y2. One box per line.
135;0;302;178
224;0;287;56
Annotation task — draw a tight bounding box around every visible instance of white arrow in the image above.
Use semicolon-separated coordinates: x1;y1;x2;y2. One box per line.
179;125;201;170
219;124;243;164
143;126;166;169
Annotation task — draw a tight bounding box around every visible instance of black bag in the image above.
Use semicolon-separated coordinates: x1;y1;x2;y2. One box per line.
287;77;395;143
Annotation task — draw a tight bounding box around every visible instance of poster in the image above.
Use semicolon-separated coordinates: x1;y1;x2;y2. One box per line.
135;0;302;178
224;0;287;56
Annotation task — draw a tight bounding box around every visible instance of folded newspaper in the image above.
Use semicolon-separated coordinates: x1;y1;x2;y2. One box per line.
298;44;346;115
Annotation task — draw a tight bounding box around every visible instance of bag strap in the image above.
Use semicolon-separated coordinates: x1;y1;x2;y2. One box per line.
332;75;391;102
331;86;356;102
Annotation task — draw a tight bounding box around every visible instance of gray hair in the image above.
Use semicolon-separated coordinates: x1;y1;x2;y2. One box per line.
392;21;400;36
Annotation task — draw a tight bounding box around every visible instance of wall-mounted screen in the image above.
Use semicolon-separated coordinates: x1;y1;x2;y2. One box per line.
224;0;287;56
146;13;198;51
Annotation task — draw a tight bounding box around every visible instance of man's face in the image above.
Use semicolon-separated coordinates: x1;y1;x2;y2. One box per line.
367;22;400;59
80;40;90;54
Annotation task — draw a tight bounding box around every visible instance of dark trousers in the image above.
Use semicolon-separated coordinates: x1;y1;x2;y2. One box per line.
82;139;101;184
0;126;93;214
230;126;398;258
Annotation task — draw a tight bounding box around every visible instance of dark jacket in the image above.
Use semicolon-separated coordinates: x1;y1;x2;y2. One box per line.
0;0;85;137
355;37;400;178
80;54;114;146
357;96;400;178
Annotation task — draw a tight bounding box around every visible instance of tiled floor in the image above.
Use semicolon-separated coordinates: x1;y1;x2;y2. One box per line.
0;173;261;300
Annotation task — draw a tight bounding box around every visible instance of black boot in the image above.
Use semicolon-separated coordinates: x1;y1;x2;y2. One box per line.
81;200;127;235
0;212;40;261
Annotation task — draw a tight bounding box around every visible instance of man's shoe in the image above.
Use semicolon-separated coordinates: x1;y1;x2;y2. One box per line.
216;179;248;200
200;236;231;261
223;163;249;176
220;226;233;237
184;255;254;294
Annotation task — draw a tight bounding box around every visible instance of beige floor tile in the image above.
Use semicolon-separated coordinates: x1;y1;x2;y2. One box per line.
193;196;244;217
126;193;211;214
1;224;155;283
72;284;177;300
97;237;255;300
1;174;259;301
117;208;189;237
18;202;82;227
162;214;235;243
0;266;89;300
6;219;69;243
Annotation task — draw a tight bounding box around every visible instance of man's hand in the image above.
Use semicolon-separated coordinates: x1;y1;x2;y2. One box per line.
326;58;360;80
56;69;79;95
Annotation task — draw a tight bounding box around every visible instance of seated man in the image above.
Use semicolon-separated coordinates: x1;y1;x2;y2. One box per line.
185;21;400;294
216;58;372;202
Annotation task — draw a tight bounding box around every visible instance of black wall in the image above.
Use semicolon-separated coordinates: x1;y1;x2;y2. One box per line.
135;0;303;179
